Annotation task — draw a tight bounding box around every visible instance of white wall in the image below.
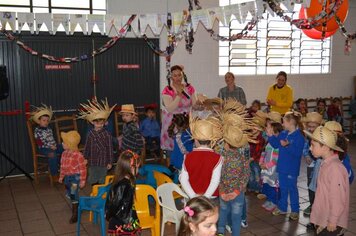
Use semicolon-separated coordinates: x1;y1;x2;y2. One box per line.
108;0;356;105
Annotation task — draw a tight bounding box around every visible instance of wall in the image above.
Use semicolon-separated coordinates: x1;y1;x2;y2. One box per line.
108;0;356;105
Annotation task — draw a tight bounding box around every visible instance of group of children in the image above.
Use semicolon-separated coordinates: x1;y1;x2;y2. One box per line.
30;95;352;236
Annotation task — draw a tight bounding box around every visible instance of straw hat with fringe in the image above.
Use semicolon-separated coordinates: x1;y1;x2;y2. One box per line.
31;104;53;125
304;126;343;152
302;112;324;125
61;131;81;151
189;115;223;147
203;97;223;110
267;111;282;124
78;98;116;124
252;111;268;128
221;98;260;147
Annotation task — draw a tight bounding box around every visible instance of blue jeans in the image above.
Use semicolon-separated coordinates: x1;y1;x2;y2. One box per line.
262;183;280;205
218;192;245;236
38;144;63;175
248;162;261;192
64;174;80;203
278;173;299;212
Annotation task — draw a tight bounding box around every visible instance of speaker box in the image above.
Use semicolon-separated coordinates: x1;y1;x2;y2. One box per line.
0;65;9;100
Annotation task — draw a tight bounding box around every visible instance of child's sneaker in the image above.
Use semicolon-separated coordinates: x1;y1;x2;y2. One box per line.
257;193;267;200
265;202;277;212
272;208;287;216
241;220;248;228
225;225;232;233
289;212;299;221
261;201;271;209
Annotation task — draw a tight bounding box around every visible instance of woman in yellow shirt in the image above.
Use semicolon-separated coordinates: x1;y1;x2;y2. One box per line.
266;71;294;115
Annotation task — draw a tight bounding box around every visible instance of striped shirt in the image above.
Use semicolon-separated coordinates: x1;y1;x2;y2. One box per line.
122;122;144;154
84;128;113;167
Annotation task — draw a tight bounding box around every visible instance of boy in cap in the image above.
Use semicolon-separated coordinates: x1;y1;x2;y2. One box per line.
120;104;144;155
79;98;115;185
32;104;62;179
306;126;349;235
58;131;87;224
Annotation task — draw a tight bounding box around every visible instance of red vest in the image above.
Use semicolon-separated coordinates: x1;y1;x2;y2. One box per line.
183;148;222;197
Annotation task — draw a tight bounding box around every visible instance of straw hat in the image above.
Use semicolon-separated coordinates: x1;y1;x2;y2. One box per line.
324;121;342;133
223;125;248;148
252;111;268;128
203;97;223;109
31;104;53;125
304;126;343;152
267;111;282;124
302;112;323;125
120;104;137;114
78;98;116;124
189;116;223;147
61;131;81;151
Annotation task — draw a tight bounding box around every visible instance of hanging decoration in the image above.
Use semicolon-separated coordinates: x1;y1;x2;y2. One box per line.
306;0;348;32
0;15;136;63
299;6;337;40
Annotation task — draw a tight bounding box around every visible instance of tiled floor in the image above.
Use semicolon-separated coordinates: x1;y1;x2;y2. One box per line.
1;138;356;236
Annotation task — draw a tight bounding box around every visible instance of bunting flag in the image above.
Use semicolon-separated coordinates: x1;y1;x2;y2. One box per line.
173;11;184;34
35;13;52;34
17;12;34;34
53;14;69;35
87;14;105;35
122;15;139;35
207;7;223;29
105;14;121;36
139;14;162;36
0;12;16;32
70;14;86;34
191;9;210;31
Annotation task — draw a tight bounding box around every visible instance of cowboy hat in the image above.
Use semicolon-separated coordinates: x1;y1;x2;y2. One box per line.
61;131;81;151
304;126;343;152
302;112;323;125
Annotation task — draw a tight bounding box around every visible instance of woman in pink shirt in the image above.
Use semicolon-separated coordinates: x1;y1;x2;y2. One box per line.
305;126;349;236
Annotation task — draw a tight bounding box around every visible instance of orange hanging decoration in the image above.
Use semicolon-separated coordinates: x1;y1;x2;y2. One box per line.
300;6;338;39
306;0;349;32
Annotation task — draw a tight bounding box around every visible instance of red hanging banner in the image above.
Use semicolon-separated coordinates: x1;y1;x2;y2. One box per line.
117;64;140;69
45;64;72;70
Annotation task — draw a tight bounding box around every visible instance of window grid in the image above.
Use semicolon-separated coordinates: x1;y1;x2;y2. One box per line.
219;1;331;76
0;0;105;14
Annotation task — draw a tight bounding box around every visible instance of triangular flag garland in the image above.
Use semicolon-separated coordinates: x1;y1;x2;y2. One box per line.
0;0;355;60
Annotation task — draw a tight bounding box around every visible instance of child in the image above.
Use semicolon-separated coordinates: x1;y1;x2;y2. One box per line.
260;120;283;212
327;97;343;124
306;126;349;235
217;126;251;236
315;98;328;120
248;99;261;117
179;119;223;199
139;104;161;158
269;111;305;220
32;104;62;178
105;150;141;235
79;98;115;185
168;113;194;170
58;131;87;224
178;196;219;236
248;111;267;194
302;112;323;216
295;98;308;117
120;104;144;155
325;121;354;184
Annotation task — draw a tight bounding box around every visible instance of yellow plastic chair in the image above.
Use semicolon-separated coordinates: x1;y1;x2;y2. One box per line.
89;175;114;222
134;184;160;236
153;171;183;200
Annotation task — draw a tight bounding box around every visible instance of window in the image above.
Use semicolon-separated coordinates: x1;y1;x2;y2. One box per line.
219;0;331;75
0;0;106;14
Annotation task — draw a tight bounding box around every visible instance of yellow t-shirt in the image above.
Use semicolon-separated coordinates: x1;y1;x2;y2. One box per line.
266;84;294;115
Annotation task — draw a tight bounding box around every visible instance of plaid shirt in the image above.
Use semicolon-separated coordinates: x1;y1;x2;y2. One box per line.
59;150;87;186
217;85;247;105
34;126;57;148
249;132;266;163
122;121;144;154
84;128;113;167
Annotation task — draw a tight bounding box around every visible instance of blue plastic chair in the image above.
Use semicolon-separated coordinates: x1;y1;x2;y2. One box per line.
137;164;173;188
77;184;111;236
